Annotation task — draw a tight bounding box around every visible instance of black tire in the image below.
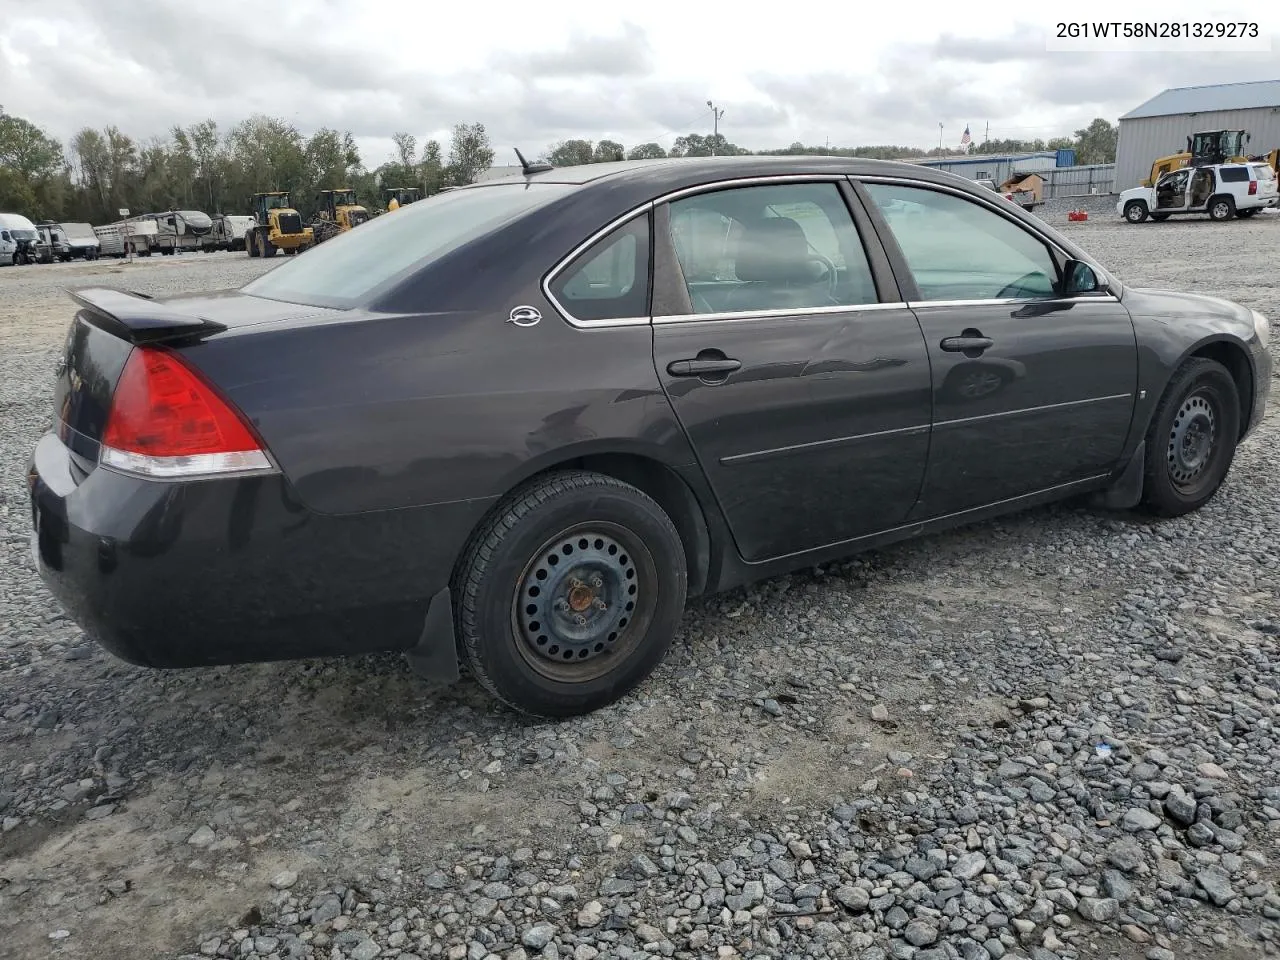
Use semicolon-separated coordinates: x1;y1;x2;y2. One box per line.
1124;201;1149;223
1140;357;1240;517
262;234;277;258
247;231;259;258
453;470;688;718
1208;195;1236;221
1151;213;1170;221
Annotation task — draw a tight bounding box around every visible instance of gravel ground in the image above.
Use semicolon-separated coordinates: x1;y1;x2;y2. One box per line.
1;213;1279;960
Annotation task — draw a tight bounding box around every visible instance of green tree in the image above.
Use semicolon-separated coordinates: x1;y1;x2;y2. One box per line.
670;133;747;157
548;139;594;166
445;122;494;185
0;110;63;181
0;109;66;217
592;139;625;162
1073;118;1118;164
391;131;417;169
626;142;667;160
420;140;445;195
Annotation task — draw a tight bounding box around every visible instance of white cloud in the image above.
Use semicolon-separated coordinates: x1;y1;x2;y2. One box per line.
1;0;1276;163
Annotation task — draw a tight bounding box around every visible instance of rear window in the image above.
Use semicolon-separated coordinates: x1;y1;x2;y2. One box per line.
1252;164;1276;181
243;183;574;309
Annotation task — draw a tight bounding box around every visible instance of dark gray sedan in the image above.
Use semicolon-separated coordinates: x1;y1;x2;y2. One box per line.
28;156;1273;717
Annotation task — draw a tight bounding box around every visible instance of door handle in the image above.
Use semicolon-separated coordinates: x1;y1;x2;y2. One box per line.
667;357;742;377
940;335;993;354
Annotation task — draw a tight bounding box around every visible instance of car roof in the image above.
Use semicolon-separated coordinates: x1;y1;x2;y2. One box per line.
464;154;977;192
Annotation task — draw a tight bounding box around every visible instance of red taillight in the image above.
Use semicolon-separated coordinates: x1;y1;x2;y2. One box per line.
101;346;273;479
1249;181;1258;195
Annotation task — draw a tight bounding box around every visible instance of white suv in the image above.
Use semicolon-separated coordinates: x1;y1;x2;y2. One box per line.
1118;162;1278;222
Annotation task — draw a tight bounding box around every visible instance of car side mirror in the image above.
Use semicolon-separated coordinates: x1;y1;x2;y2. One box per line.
1064;259;1101;295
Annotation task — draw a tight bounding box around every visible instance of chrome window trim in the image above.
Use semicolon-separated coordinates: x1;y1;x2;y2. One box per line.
541;171;1123;330
654;301;908;325
542;201;655;329
906;294;1121;308
542;175;853;329
855;174;1119;293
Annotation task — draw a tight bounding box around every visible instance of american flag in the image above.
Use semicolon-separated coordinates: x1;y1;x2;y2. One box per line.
960;125;972;148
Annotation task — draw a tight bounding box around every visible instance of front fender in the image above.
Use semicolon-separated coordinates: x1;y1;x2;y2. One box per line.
1123;287;1268;454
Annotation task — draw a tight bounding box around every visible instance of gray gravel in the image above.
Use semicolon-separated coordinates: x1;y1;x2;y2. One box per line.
1;214;1279;960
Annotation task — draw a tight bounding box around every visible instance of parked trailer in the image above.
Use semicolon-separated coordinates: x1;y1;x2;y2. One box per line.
203;214;255;252
136;210;213;255
94;219;159;257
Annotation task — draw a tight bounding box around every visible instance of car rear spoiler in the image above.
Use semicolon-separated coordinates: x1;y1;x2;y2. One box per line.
69;287;227;345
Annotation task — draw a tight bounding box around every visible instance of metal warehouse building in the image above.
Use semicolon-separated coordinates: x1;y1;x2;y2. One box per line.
907;151;1072;186
1116;79;1280;189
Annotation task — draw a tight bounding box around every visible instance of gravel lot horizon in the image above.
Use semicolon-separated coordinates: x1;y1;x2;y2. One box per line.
1;211;1278;960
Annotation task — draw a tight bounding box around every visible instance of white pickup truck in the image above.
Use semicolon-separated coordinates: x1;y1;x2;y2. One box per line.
1118;162;1278;222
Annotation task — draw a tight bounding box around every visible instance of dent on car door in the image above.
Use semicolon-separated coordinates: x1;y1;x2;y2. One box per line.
650;179;932;563
858;179;1138;518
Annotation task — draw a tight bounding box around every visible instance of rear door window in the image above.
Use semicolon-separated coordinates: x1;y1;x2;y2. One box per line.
1218;167;1250;183
666;181;879;315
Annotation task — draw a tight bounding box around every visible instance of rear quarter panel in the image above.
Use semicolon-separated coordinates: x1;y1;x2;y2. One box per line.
185;304;697;518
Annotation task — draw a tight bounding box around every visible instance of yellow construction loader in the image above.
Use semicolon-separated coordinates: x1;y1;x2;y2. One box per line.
1141;130;1250;186
383;187;421;211
245;192;314;258
311;189;371;244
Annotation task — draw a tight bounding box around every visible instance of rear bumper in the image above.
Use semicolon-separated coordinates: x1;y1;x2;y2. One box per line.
27;432;482;671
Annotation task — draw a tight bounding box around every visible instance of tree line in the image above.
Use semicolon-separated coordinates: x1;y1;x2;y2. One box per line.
0;106;1119;225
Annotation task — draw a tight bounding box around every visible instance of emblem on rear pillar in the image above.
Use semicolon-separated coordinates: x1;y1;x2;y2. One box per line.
507;305;542;327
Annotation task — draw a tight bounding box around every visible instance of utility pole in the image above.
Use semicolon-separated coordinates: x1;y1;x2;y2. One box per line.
984;121;989;144
707;100;725;156
938;123;944;155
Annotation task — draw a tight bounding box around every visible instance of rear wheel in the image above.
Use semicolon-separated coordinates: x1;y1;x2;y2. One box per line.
1124;201;1149;223
247;231;259;257
453;470;687;717
1208;196;1236;221
1140;357;1240;517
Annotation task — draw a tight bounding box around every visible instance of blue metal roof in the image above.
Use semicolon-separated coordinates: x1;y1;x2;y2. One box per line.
916;152;1055;167
1121;79;1280;120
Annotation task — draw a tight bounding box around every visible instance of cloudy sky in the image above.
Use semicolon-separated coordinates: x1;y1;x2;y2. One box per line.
1;1;1276;168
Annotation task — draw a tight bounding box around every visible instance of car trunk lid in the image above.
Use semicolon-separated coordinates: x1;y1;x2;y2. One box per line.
53;287;336;476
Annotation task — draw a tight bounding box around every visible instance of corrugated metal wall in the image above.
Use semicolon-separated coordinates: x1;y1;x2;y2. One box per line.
1041;164;1116;198
1115;106;1280;188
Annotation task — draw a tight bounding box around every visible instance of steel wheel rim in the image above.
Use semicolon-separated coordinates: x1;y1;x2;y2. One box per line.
1212;202;1229;219
1127;205;1144;221
511;521;658;683
1168;391;1218;490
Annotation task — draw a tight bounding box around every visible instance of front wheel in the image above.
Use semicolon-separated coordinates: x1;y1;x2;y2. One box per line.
1140;357;1240;517
452;470;688;717
1124;201;1149;223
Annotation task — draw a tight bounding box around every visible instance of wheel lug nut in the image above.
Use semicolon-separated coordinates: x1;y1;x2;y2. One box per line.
593;598;607;610
574;614;587;626
590;576;603;588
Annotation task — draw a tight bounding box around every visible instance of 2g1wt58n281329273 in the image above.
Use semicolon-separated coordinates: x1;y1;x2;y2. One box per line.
1047;19;1270;51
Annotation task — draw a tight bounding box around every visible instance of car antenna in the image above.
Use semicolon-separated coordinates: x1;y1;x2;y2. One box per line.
514;147;554;175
